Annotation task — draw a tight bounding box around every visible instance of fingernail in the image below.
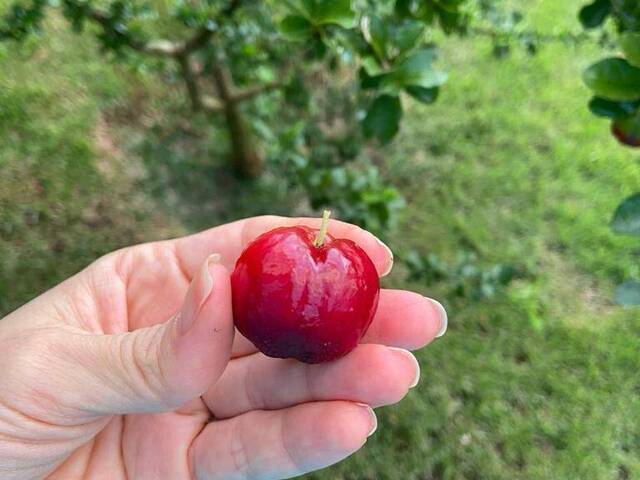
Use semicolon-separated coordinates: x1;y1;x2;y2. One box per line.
388;347;420;388
355;403;377;437
375;237;394;277
428;298;448;338
178;254;220;335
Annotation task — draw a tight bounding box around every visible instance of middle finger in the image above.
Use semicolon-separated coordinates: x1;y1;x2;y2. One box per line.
203;343;419;419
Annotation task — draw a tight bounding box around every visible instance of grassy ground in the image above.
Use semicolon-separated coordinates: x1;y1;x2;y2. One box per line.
1;0;639;479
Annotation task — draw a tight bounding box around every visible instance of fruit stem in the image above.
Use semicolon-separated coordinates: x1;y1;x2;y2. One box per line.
313;209;332;248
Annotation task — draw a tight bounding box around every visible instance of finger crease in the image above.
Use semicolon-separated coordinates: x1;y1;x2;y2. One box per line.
243;361;262;411
230;420;253;480
279;412;305;474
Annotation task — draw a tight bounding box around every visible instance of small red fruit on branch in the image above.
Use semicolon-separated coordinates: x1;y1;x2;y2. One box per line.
231;210;380;363
611;117;640;148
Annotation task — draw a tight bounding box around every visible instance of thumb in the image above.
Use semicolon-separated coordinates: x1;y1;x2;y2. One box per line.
77;254;234;416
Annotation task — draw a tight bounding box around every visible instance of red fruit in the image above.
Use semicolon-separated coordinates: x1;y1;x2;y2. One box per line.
231;213;380;363
612;117;640;148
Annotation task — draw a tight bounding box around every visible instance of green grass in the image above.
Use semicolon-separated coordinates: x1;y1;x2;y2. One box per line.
1;0;639;479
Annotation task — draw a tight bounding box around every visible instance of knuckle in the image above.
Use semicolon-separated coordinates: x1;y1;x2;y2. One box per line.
115;324;174;408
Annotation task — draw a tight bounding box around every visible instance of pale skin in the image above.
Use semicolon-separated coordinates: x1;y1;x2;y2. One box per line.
0;216;447;480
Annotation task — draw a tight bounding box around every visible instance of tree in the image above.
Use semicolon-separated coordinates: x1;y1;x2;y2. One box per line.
579;0;640;305
2;0;486;233
0;0;460;173
12;0;634;302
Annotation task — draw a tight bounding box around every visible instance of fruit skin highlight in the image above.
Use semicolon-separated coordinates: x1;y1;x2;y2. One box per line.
231;223;380;364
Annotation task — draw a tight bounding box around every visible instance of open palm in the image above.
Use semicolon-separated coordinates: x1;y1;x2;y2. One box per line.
0;216;445;480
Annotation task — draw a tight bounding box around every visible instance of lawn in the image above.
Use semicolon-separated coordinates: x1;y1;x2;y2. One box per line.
1;0;639;479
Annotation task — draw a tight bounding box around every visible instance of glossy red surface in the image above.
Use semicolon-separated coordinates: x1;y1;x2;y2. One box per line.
231;226;380;363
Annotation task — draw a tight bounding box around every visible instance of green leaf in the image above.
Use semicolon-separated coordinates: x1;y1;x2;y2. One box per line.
361;55;385;76
311;0;355;28
308;35;328;59
583;58;640;101
362;94;402;144
395;0;414;18
279;15;314;41
387;48;447;89
614;281;640;306
367;15;387;61
611;193;640;235
405;85;439;104
437;8;466;34
359;67;386;90
284;0;316;18
588;96;640;119
620;32;640;68
611;0;640;31
437;0;467;13
392;20;424;56
579;0;611;29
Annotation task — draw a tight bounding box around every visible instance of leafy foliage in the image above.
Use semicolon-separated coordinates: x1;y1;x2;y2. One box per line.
615;281;640;305
611;193;640;235
0;0;470;242
0;0;47;41
297;164;405;236
588;97;640;119
361;94;402;144
579;0;611;29
403;250;517;300
2;0;603;298
583;58;640;102
620;31;640;66
579;0;640;304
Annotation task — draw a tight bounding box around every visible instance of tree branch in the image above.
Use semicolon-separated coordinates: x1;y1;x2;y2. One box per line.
201;95;225;112
180;0;245;55
231;80;286;103
87;9;179;56
231;57;298;103
87;8;216;57
86;0;263;114
176;53;203;111
181;27;215;55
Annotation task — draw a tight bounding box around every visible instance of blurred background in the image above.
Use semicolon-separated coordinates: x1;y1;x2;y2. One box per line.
1;0;639;478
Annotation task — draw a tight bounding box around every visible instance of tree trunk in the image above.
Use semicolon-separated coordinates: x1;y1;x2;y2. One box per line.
211;64;264;178
177;54;203;112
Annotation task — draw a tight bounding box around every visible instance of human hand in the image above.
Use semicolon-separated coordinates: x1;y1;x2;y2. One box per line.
0;216;447;479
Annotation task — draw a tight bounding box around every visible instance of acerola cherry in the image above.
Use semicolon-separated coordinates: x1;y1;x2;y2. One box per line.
231;211;380;363
612;117;640;148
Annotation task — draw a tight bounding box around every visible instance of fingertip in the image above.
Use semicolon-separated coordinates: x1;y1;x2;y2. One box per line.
388;347;420;389
199;260;234;344
354;403;378;437
173;258;234;394
309;401;374;453
206;259;230;292
428;297;448;338
334;344;413;406
374;237;394;277
363;290;441;350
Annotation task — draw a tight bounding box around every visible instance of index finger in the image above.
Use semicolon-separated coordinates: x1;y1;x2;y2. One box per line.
172;215;394;279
